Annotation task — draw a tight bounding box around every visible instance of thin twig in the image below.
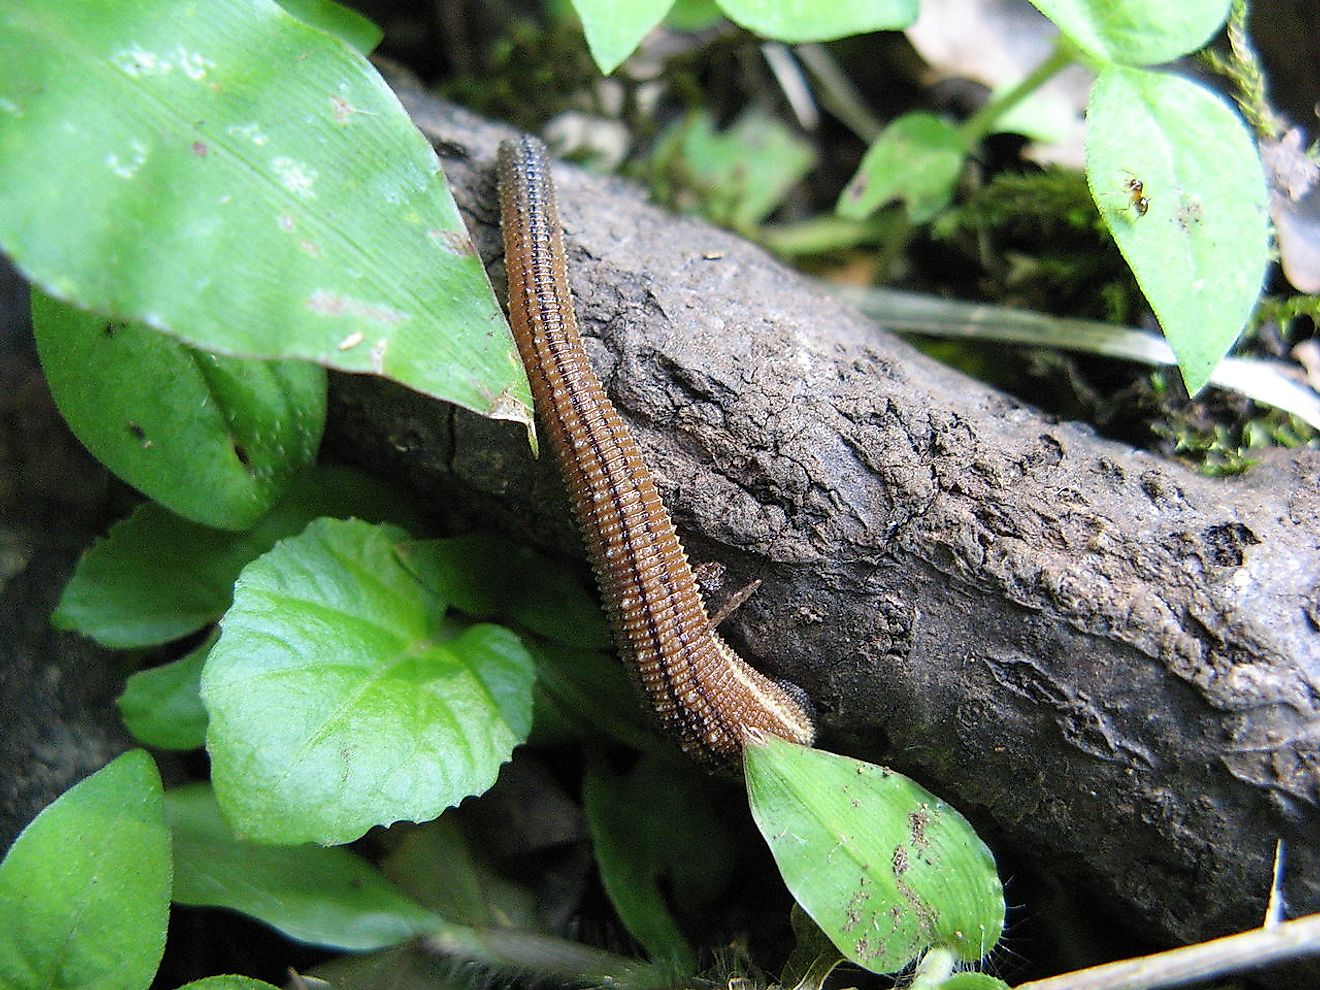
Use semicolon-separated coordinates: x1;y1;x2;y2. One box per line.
831;284;1320;428
1013;914;1320;990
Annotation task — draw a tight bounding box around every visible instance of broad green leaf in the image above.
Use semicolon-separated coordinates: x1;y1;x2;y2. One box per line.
1086;66;1269;394
651;110;815;230
118;631;215;750
203;518;535;844
0;750;170;990
179;976;282;989
32;293;324;530
716;0;917;42
837;112;963;224
0;0;530;427
1026;0;1229;67
381;816;544;931
54;463;428;648
745;738;1003;974
572;0;674;74
583;754;739;970
167;784;440;949
277;0;383;53
396;534;609;650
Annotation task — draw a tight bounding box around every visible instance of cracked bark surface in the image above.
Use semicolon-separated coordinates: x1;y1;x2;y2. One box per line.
325;78;1320;970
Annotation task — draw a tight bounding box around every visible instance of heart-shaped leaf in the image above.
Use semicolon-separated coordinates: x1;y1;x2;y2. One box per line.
203;518;535;844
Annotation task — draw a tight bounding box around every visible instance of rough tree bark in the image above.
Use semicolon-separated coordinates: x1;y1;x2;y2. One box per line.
326;76;1320;966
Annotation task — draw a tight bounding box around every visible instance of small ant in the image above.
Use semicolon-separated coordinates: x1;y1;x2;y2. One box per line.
1121;171;1150;217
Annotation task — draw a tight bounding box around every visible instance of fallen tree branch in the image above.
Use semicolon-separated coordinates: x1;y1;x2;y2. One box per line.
325;72;1320;976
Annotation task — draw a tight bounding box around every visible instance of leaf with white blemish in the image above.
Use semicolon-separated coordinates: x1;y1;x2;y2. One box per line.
0;0;530;426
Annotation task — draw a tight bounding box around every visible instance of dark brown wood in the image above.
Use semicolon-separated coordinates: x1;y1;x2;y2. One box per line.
497;135;814;768
327;73;1320;980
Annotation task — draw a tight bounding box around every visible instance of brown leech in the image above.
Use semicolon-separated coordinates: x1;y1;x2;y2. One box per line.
496;135;816;769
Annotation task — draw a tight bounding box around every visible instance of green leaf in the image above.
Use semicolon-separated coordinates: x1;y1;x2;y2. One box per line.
780;905;846;990
179;976;282;990
571;0;674;74
0;0;530;427
666;0;725;32
837;112;964;224
937;974;1011;990
716;0;917;42
167;783;439;949
651;110;816;230
277;0;383;54
32;293;325;530
203;518;536;844
396;534;609;650
0;750;170;990
1026;0;1229;66
528;640;654;752
381;816;544;931
1086;66;1269;394
583;754;739;970
118;631;215;750
745;738;1003;974
54;463;428;648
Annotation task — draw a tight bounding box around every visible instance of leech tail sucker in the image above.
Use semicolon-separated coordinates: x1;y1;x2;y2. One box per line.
496;134;816;770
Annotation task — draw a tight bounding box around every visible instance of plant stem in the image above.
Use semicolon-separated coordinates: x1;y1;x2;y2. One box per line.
958;42;1074;151
910;947;958;989
424;919;663;987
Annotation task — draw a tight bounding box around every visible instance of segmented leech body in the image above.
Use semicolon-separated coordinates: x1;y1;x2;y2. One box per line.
496;135;816;769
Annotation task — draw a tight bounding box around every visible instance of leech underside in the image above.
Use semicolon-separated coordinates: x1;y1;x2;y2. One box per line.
496;134;816;769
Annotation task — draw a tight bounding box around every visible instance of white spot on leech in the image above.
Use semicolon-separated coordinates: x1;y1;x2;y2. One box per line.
272;157;316;198
227;123;269;146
